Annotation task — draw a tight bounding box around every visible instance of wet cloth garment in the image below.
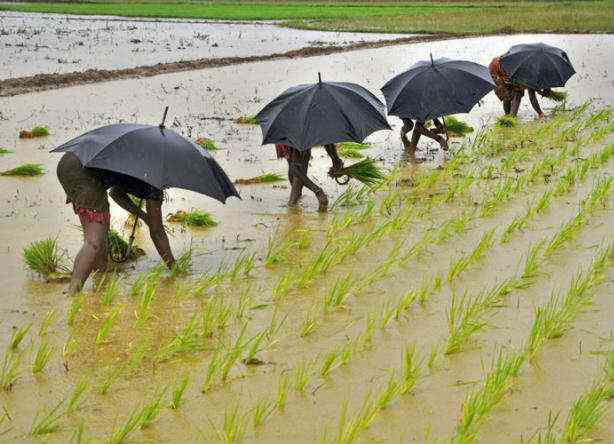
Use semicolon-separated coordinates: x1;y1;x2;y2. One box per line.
57;152;162;222
489;56;526;102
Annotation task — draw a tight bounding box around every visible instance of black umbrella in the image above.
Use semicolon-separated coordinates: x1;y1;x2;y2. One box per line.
255;73;391;151
500;42;575;90
51;121;239;204
381;57;495;122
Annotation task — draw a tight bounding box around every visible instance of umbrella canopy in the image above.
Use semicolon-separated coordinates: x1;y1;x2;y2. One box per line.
381;57;495;122
255;76;391;151
52;123;239;203
500;42;575;90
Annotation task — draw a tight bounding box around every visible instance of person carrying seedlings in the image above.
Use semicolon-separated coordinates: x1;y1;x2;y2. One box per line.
400;118;449;153
489;56;554;118
57;152;175;294
275;143;344;212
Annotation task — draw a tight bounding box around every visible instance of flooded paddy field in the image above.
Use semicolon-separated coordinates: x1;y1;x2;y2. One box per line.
0;11;407;80
0;30;613;443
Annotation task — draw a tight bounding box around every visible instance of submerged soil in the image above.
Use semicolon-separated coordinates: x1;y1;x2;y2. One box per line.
0;32;612;442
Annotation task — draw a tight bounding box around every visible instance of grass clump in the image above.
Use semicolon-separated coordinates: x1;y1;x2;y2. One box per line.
443;116;474;137
195;137;217;151
167;210;217;228
1;163;44;176
235;172;284;185
236;115;258;125
331;158;384;186
0;148;12;155
23;238;68;278
495;115;518;128
19;126;49;138
562;382;609;442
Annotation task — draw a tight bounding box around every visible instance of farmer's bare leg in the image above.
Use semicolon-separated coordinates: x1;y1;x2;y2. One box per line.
528;89;545;118
145;199;175;269
288;161;304;207
400;119;417;151
503;99;512;115
509;91;523;117
290;160;328;212
69;216;108;294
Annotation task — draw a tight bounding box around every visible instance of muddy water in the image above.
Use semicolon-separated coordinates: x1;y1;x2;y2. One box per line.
0;34;613;442
0;11;407;79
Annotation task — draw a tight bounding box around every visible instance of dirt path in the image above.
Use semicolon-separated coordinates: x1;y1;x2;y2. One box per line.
0;34;455;97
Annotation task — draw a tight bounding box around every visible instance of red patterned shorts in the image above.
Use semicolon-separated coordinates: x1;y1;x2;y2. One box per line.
73;205;110;225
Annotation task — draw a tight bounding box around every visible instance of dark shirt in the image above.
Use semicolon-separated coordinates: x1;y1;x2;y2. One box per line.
94;169;163;201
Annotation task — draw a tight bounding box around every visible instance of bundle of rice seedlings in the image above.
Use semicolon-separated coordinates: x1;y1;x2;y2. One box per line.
443;116;474;137
235;172;284;185
23;238;68;278
1;163;44;176
496;115;518;128
337;141;370;159
195;137;217;151
0;148;12;155
167;210;217;228
236;115;258;125
331;158;384;186
107;229;144;261
19;126;49;139
542;89;568;102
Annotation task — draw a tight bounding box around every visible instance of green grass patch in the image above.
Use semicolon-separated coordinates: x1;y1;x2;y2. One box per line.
1;2;610;34
235;172;285;185
195;137;217;151
1;163;44;177
236;115;258;125
167;210;218;228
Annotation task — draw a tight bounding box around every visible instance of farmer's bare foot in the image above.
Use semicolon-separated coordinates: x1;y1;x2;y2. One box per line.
316;191;328;212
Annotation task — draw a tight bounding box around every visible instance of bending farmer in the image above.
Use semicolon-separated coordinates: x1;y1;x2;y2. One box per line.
400;118;449;154
57;152;175;294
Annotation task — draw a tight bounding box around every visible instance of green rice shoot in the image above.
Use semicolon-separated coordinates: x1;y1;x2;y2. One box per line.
235;172;284;185
167;210;217;228
236;115;258;125
443;116;474;137
30;127;50;137
1;163;44;176
496;115;518;128
23;238;67;277
195;137;217;151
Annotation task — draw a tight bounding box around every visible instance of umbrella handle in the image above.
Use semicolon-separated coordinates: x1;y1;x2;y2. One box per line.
160;106;169;129
334;175;350;185
110;199;143;263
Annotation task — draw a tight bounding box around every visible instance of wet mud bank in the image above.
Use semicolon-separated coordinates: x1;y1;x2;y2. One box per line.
0;34;453;97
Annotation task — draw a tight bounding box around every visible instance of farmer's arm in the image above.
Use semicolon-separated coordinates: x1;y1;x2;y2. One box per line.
431;118;446;134
528;89;545;118
109;187;147;220
145;199;175;269
324;144;344;176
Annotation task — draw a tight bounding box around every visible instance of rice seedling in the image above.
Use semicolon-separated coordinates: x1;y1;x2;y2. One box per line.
607;350;614;383
330;158;384;186
0;148;12;155
96;307;121;346
195;137;217;151
227;253;255;281
299;311;315;339
23;238;66;277
0;350;21;390
445;290;490;355
562;382;609;442
167;209;217;227
157;315;201;361
220;404;245;444
169;375;189;409
98;365;123;395
201;350;222;393
443;116;474;137
275;374;290;411
99;273;120;305
30;126;50;137
454;350;525;442
292;362;310;393
235;172;284;185
581;176;613;213
252;397;274;428
495;115;518;128
236;115;258;124
534;189;553;215
38;310;55;338
71;421;86;444
395;289;418;319
323;273;354;311
529;411;559;444
32;340;53;374
338;145;365;159
447;229;495;282
66;380;88;414
378;301;396;330
375;371;400;410
296;243;340;288
500;210;531;244
338;142;370;151
30;398;65;436
544;90;568;102
264;308;286;347
108;405;142;444
135;280;156;327
319;349;340;378
140;389;166;429
9;323;31;350
358;314;375;350
328;395;378;444
543;212;586;257
480;178;516;217
399;344;422;395
243;330;266;365
170;248;192;278
427;344;438;372
220;327;249;382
